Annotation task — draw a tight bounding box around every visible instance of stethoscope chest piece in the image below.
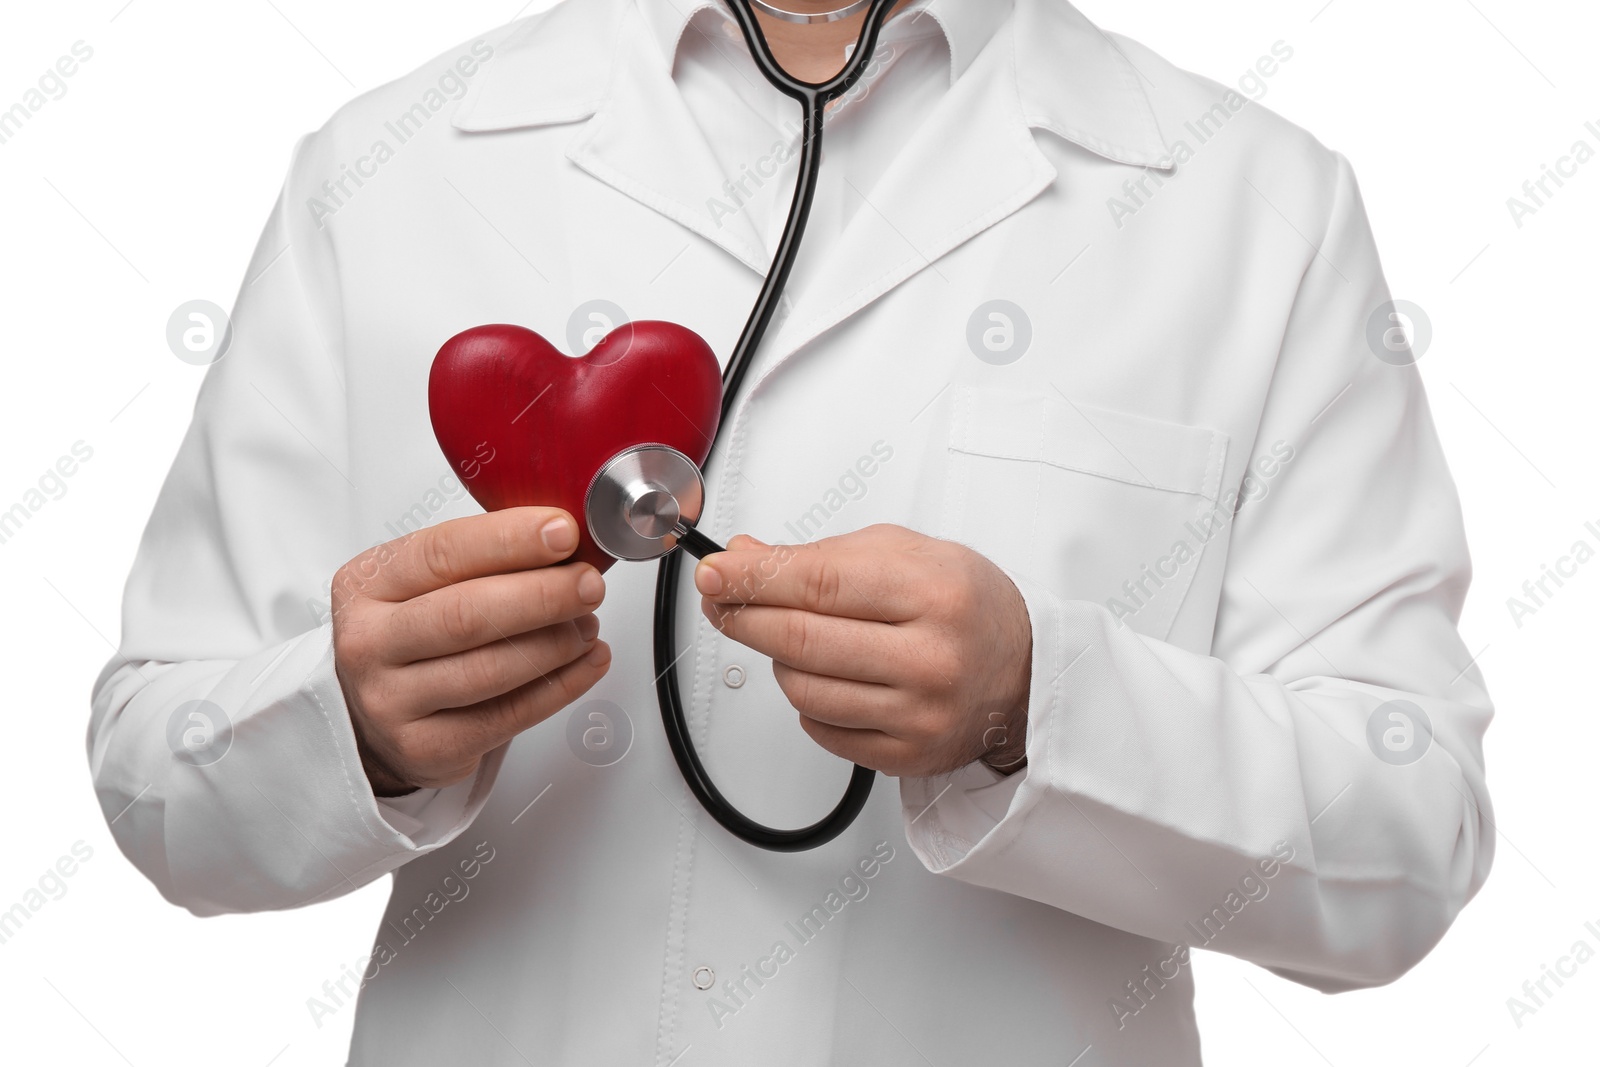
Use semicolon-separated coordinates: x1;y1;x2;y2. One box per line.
585;444;706;562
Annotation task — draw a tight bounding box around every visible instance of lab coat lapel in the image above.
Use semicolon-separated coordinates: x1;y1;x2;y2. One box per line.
451;0;770;274
562;3;772;274
741;0;1176;390
751;20;1054;379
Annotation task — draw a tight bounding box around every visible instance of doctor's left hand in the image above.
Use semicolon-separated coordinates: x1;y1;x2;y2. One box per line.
694;525;1032;778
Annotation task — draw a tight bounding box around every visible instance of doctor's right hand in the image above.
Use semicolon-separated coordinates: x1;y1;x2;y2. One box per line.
329;507;611;797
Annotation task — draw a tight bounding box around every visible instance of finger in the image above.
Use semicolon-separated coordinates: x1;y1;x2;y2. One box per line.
383;563;605;663
693;542;921;621
771;662;905;731
398;618;596;714
422;641;613;759
794;714;906;773
702;602;903;684
350;507;581;602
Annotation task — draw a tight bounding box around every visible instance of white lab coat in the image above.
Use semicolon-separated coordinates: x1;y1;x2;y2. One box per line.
89;0;1494;1062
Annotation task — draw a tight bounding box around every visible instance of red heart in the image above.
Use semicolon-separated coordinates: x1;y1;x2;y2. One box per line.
428;321;723;572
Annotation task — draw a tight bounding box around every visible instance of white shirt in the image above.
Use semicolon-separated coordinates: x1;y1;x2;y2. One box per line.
647;0;982;255
89;0;1495;1063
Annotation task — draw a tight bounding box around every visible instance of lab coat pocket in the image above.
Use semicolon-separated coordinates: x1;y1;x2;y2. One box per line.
940;385;1229;641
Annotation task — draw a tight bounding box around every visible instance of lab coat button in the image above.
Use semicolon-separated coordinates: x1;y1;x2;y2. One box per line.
723;665;746;689
692;966;715;990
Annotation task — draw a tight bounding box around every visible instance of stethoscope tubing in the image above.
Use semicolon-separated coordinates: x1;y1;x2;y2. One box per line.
651;0;902;852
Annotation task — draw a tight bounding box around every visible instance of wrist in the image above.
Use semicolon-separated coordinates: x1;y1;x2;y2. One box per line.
348;710;420;798
979;717;1028;775
979;590;1032;775
981;748;1027;775
978;692;1029;775
361;745;420;798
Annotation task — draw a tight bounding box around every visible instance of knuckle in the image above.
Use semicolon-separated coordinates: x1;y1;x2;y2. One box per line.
332;613;374;665
330;563;357;609
332;559;377;613
780;611;813;665
437;592;480;647
453;646;504;699
803;558;843;614
420;529;460;587
931;570;977;620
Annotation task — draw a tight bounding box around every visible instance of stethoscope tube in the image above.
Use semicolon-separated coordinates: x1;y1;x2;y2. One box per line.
652;0;902;852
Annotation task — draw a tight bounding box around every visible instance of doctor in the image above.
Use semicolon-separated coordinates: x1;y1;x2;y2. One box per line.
90;0;1494;1063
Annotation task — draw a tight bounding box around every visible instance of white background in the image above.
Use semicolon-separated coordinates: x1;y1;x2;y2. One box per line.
1;1;1595;1064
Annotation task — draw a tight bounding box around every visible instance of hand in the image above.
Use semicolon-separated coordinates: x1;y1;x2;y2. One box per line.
693;524;1032;778
331;507;611;796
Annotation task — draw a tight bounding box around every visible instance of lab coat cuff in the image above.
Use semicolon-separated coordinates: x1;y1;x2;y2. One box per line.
900;762;1024;871
293;624;503;882
898;564;1056;872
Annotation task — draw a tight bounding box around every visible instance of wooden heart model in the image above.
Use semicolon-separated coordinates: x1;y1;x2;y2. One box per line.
428;322;723;572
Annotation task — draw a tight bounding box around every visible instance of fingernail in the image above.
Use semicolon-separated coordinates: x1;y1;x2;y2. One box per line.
578;569;605;604
694;562;723;596
576;613;600;641
542;516;577;553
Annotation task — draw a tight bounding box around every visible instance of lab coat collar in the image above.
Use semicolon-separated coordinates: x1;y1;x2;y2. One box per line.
451;0;1172;171
1011;0;1173;169
448;0;1172;372
632;0;1012;88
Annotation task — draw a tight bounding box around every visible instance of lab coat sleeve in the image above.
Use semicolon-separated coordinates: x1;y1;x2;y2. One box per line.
87;131;500;917
899;151;1494;991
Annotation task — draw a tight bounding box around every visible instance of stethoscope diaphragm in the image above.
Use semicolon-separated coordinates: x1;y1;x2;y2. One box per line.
584;444;707;562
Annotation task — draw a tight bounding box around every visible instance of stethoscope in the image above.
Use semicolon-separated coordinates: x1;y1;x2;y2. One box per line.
582;0;903;852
